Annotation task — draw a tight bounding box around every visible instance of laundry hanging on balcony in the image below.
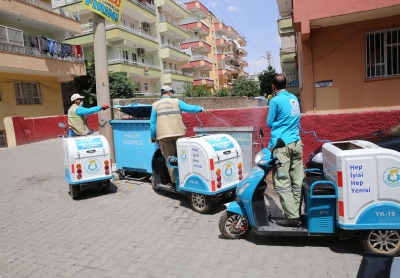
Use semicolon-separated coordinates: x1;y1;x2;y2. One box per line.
37;36;82;58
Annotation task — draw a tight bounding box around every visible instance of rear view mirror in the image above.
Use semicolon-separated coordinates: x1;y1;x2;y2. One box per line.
259;127;264;138
58;123;66;129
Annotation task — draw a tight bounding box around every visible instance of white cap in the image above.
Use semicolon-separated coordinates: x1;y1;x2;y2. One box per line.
160;85;175;95
71;93;85;102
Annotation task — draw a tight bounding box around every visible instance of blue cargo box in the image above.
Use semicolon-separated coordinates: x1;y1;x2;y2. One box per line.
110;104;158;174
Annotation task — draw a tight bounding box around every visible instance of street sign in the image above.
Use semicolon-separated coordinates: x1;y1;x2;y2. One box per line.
82;0;124;25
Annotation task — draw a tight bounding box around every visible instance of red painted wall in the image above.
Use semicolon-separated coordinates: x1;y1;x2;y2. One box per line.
11;114;99;145
10;107;400;165
183;107;400;163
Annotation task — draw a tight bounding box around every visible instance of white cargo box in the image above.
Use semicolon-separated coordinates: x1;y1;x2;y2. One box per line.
322;140;400;229
63;135;113;184
177;134;243;195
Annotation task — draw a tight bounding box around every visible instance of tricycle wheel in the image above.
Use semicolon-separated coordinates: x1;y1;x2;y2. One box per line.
151;177;161;192
190;193;211;214
360;230;400;256
102;180;111;194
219;211;251;239
221;191;236;202
69;184;79;200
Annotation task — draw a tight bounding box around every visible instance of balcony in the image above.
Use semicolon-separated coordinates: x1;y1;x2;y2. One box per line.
160;44;191;62
215;36;229;47
278;17;294;34
280;52;296;64
193;77;213;87
66;23;159;50
0;42;85;81
158;16;190;40
163;69;193;83
239;71;249;77
156;0;189;19
237;36;247;46
108;58;161;79
214;22;228;33
239;59;248;67
179;20;210;35
216;53;229;61
180;39;211;53
182;55;212;70
1;0;81;34
226;26;238;38
228;52;240;61
238;48;248;57
280;34;295;53
185;1;208;18
217;61;231;75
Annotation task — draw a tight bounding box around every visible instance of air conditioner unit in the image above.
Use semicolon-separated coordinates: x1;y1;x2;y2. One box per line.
142;22;150;31
137;48;146;56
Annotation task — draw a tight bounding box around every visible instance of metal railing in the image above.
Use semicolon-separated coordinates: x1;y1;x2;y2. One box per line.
0;41;84;62
130;0;156;14
51;0;81;8
161;44;189;54
80;23;158;42
181;38;210;45
108;58;161;70
164;69;193;76
159;15;180;27
18;0;79;20
134;91;159;96
192;54;211;63
279;12;292;19
171;0;189;12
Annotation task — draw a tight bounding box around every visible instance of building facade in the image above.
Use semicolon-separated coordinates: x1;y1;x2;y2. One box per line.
292;0;400;113
276;0;299;98
0;0;86;147
54;0;248;95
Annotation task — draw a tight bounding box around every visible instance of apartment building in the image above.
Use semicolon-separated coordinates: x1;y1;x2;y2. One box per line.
54;0;194;95
0;0;86;147
276;0;299;99
181;1;249;90
292;0;400;113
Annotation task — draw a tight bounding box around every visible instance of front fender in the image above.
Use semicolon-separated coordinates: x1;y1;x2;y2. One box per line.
224;201;247;217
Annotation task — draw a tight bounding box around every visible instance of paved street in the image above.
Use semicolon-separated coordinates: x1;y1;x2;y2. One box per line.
0;138;362;277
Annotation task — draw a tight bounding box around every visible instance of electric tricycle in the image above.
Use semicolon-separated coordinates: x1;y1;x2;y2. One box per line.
219;128;400;256
151;134;243;214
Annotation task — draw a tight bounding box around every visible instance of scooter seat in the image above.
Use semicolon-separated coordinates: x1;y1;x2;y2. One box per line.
303;176;335;196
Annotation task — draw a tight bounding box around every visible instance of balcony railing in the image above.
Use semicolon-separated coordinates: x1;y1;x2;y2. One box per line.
182;38;210;45
159;15;180;27
192;54;211;63
80;23;158;42
51;0;80;8
18;0;79;20
161;44;188;54
279;12;292;19
282;65;298;86
171;0;189;12
131;0;156;14
215;34;229;40
164;69;193;76
108;58;161;70
0;41;84;62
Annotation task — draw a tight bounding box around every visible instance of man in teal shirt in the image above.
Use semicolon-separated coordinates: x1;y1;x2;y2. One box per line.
267;74;303;227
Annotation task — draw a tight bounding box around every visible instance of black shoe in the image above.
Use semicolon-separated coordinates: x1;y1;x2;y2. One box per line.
276;218;302;227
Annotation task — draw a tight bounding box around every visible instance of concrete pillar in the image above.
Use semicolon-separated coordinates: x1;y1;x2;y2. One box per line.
4;117;16;148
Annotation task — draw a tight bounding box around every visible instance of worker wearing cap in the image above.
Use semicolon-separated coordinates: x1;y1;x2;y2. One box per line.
68;94;109;136
150;85;206;186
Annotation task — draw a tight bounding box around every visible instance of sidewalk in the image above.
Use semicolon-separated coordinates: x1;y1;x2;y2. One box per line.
0;138;362;277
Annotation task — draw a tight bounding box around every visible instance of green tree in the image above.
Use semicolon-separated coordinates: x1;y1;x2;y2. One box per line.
232;77;260;97
258;66;277;97
74;53;136;106
213;86;230;97
182;82;212;98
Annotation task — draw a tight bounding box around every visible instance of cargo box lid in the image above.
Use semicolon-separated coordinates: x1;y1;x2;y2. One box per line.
115;103;153;118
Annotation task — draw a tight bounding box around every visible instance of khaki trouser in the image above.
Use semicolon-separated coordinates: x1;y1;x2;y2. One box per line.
158;136;182;183
272;140;304;219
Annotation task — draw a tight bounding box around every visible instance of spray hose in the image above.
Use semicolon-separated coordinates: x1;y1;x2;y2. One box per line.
299;124;330;143
196;113;206;136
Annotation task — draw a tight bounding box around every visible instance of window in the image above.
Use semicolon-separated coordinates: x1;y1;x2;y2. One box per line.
122;50;128;62
172;41;175;47
366;28;400;78
14;82;41;105
121;20;126;26
130;23;134;31
141;57;145;64
169;63;172;70
0;25;24;46
161;36;165;45
132;53;137;63
0;131;6;148
144;83;148;91
135;82;141;93
174;64;177;71
163;61;167;69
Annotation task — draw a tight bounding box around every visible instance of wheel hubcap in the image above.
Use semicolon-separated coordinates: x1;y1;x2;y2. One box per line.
225;214;249;236
368;230;400;253
192;193;205;209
